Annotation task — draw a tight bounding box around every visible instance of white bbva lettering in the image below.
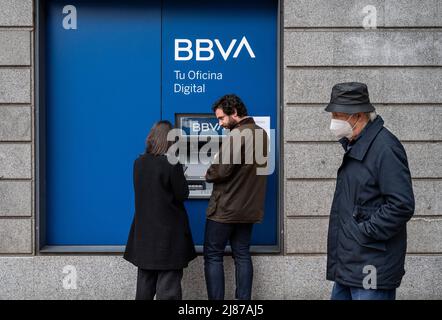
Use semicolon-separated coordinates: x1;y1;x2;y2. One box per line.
192;123;200;132
175;39;193;61
175;36;255;61
191;122;220;132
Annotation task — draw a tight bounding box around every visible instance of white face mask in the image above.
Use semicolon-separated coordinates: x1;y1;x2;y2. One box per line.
330;114;358;140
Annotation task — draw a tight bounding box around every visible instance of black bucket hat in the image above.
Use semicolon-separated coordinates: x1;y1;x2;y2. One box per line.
325;82;375;114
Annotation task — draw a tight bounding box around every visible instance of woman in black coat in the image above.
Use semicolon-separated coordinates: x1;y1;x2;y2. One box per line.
124;120;196;300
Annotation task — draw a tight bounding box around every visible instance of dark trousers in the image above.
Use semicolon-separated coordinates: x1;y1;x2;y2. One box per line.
203;219;254;300
331;282;396;300
135;268;183;300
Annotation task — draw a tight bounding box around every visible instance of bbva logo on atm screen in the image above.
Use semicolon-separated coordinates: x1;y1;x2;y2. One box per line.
175;36;256;61
192;122;222;133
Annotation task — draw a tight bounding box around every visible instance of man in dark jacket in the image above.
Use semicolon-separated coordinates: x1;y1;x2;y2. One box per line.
325;82;415;300
204;94;268;300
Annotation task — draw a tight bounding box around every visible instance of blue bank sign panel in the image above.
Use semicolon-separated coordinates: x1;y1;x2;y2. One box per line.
177;115;225;137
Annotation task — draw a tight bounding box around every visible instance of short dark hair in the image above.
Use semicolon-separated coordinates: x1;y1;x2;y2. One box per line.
212;94;248;117
146;120;173;156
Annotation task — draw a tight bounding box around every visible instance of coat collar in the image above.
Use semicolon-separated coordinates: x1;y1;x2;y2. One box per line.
341;116;384;161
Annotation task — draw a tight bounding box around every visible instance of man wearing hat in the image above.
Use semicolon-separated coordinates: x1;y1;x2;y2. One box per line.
325;82;415;300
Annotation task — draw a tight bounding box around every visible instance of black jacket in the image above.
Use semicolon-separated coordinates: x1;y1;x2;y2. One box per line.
326;116;415;289
124;153;196;270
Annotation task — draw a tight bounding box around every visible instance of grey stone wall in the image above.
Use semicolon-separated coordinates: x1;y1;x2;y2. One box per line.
0;0;441;299
283;0;442;256
282;0;442;297
1;256;441;299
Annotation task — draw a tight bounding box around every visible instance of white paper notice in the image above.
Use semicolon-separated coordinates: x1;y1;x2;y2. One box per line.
252;116;271;137
252;116;274;175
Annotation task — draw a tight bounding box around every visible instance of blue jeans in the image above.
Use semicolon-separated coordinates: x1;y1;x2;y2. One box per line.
331;282;396;300
203;219;254;300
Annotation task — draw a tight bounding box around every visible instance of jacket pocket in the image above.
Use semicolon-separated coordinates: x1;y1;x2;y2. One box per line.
353;205;378;222
346;210;387;252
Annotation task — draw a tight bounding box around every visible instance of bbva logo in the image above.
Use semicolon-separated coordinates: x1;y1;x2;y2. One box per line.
192;122;222;132
175;36;256;61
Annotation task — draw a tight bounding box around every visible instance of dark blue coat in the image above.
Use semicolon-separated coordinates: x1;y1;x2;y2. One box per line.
326;116;415;289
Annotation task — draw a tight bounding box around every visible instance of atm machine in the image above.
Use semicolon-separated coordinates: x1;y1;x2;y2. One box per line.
174;113;225;199
172;111;278;250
